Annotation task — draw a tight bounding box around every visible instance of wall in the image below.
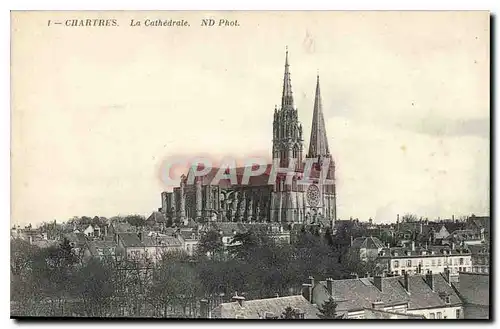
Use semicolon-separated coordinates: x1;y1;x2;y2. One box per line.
385;255;472;275
407;306;462;319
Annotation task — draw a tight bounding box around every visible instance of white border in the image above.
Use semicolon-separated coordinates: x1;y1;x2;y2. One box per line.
3;1;498;329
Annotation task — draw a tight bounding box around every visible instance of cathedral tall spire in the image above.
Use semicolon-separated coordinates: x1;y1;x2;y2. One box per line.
307;74;330;158
281;48;294;109
273;48;303;169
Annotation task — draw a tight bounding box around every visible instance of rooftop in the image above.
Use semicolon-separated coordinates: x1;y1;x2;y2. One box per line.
212;295;320;319
314;273;461;313
351;236;385;249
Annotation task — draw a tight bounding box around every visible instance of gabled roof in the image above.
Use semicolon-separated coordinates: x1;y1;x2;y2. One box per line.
467;243;489;255
315;274;461;313
467;216;490;232
147;211;167;223
111;222;136;233
64;232;88;245
449;229;482;241
117;232;143;247
143;235;182;247
212;295;320;319
351;236;385;249
87;240;117;257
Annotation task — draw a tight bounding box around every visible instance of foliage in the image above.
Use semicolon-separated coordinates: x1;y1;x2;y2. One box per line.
281;306;300;319
317;297;340;319
125;215;146;227
196;229;224;259
11;223;374;318
401;213;418;222
72;259;116;316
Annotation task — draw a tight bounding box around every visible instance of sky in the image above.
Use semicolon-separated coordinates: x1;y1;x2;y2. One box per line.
11;11;490;226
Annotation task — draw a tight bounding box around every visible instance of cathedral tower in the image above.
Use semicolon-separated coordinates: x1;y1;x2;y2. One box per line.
272;49;304;169
307;74;336;221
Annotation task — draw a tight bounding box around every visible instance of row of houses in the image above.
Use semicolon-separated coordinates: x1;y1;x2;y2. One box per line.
22;219;293;264
350;235;489;280
204;271;489;319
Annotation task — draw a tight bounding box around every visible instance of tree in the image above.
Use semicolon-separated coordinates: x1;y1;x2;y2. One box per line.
401;213;418;222
281;306;300;319
317;297;340;319
196;230;224;259
147;261;202;317
125;215;146;227
72;259;116;317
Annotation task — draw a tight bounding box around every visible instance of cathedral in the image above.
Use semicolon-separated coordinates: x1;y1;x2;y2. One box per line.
159;50;336;227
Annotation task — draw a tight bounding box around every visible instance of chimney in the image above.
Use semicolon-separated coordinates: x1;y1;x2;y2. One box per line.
451;242;456;250
326;278;333;296
425;270;434;291
232;293;245;307
411;241;415;251
371;301;384;310
308;276;315;288
104;224;108;237
138;231;144;242
443;267;451;284
403;272;410;293
397;214;400;222
301;283;312;303
373;275;383;292
199;299;209;318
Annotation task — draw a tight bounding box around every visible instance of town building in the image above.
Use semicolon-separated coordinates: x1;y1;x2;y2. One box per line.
209;294;320;319
159;51;337;227
468;243;490;274
465;215;490;242
309;272;463;319
349;236;385;262
83;240;118;262
115;231;183;263
377;244;472;279
146;211;168;230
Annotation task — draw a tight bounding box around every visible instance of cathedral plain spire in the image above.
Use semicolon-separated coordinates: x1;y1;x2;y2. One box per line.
307;74;330;158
